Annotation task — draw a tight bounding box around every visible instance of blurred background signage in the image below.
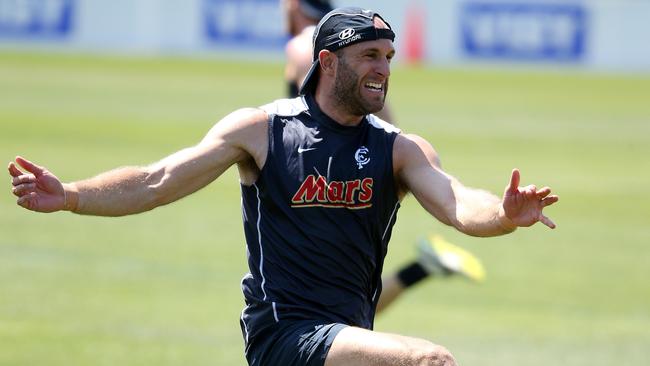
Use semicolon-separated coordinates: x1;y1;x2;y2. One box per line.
203;0;287;49
0;0;74;38
460;2;587;61
0;0;647;73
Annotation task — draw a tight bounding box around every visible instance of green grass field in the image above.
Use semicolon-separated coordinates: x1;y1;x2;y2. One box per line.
1;51;649;365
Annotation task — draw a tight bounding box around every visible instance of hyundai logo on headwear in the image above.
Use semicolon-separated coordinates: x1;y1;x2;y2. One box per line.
338;28;355;40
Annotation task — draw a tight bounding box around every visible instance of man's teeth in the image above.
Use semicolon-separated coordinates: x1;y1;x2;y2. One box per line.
365;82;383;91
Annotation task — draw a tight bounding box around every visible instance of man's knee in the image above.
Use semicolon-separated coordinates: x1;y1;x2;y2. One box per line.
411;343;457;366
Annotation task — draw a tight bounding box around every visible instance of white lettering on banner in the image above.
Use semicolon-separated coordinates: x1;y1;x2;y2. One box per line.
248;2;282;39
461;2;587;61
552;15;579;57
0;0;71;35
0;0;31;28
216;3;238;36
41;0;65;30
484;12;578;54
203;0;285;48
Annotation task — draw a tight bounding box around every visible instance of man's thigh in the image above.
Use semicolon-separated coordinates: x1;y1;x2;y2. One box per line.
324;326;457;366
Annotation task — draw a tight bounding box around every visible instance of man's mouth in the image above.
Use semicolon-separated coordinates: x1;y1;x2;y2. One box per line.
364;82;384;92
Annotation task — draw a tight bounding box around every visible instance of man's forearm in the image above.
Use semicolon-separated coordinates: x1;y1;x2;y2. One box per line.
63;166;162;216
453;185;517;237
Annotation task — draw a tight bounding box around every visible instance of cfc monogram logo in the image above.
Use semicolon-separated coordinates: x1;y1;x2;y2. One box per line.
355;146;370;169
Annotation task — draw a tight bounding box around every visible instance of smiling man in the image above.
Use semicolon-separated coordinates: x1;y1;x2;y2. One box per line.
9;7;558;366
300;8;394;121
284;1;490;317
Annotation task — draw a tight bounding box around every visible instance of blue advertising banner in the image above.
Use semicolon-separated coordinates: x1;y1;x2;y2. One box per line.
203;0;287;49
0;0;73;38
460;1;587;61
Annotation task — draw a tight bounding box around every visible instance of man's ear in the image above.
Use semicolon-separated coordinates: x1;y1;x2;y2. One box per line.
319;49;337;77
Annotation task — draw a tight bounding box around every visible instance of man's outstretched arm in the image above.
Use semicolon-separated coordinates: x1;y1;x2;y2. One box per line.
394;133;558;237
9;108;268;216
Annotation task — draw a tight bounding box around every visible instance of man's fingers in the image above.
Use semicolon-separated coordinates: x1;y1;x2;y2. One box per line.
536;186;552;198
540;213;556;229
15;156;45;176
8;162;23;178
542;195;559;207
12;173;36;186
16;192;37;210
12;183;36;197
507;168;520;193
516;184;537;200
524;184;537;197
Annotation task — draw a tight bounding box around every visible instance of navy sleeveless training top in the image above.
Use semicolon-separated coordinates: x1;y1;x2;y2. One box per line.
239;93;401;344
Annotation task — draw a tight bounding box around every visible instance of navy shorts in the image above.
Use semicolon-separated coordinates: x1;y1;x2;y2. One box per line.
245;320;347;366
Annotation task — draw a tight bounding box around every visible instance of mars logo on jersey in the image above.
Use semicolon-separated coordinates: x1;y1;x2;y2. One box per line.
291;175;373;209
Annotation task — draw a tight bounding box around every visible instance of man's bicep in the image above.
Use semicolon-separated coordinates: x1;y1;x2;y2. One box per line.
395;134;455;226
406;164;458;227
201;108;268;165
150;108;267;203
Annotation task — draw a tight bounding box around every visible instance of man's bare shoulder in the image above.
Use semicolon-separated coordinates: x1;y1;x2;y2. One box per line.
199;107;270;174
394;133;442;170
202;107;269;147
225;107;269;127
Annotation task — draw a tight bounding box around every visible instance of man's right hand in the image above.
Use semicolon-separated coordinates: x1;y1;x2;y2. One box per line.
8;156;66;213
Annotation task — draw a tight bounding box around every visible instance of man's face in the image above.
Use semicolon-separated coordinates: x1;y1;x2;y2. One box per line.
331;38;395;116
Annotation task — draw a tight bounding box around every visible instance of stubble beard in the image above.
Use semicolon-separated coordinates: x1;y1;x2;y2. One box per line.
332;56;386;117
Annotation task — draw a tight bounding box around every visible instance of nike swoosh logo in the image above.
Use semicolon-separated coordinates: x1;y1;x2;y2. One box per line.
298;147;316;153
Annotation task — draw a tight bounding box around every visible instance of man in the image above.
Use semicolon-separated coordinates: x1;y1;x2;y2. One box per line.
284;0;392;121
9;7;558;366
284;0;486;308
